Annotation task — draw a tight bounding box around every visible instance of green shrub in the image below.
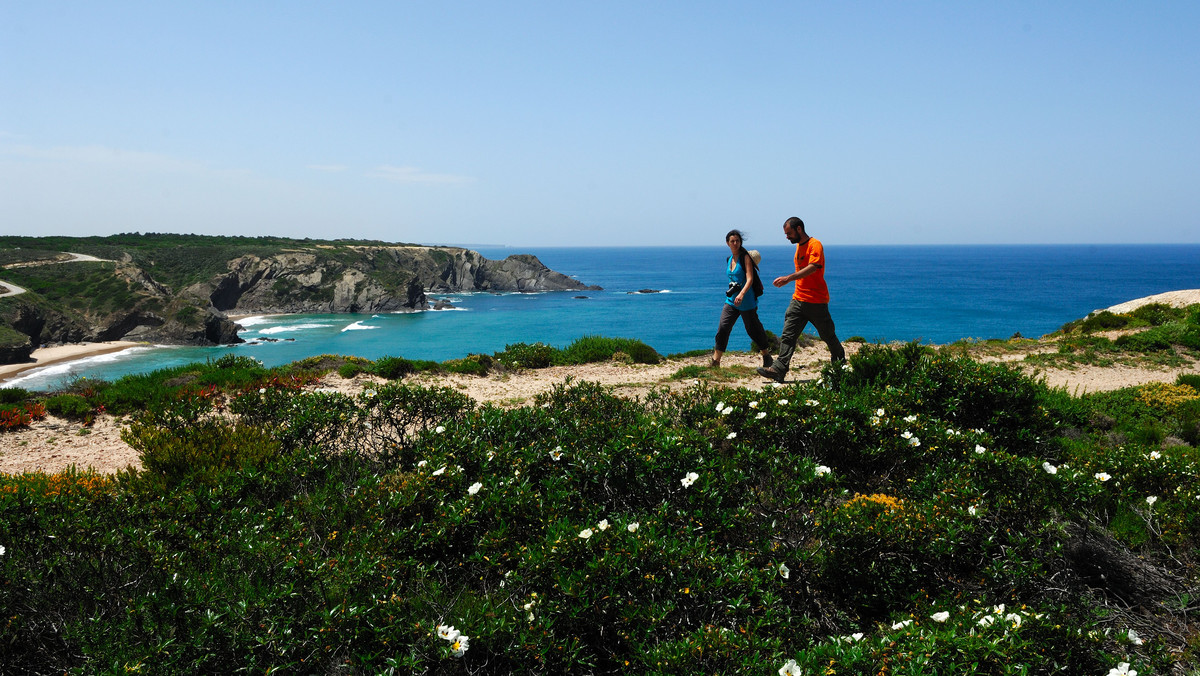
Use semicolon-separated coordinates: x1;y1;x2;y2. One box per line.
553;335;660;365
1129;302;1183;326
494;342;556;369
0;387;31;404
338;362;362;378
43;394;93;420
122;419;280;485
443;354;492;376
371;355;416;380
1064;310;1129;333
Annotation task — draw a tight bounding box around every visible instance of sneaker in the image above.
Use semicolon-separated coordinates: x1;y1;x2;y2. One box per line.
756;366;785;383
709;359;720;368
762;354;774;369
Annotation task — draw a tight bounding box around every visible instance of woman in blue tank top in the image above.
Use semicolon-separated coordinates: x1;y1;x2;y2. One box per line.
712;229;774;368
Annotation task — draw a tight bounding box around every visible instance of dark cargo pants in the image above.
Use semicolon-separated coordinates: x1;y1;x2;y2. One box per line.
775;299;845;373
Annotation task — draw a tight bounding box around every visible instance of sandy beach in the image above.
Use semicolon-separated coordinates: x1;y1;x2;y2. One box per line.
0;341;143;384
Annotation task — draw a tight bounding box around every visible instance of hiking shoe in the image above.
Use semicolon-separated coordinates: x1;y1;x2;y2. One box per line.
762;354;774;369
756;366;785;383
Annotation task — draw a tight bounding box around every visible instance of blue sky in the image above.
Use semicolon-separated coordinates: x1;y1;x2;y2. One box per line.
2;2;1197;247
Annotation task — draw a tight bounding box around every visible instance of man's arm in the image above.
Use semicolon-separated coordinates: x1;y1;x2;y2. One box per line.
772;263;821;288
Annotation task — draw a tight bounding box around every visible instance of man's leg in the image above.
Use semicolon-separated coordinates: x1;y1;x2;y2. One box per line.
804;302;845;362
772;300;810;374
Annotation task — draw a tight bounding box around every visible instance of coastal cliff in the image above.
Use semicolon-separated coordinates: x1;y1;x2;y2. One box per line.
0;235;599;356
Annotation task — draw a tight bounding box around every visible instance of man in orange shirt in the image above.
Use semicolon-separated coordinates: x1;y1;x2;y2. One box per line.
757;217;845;383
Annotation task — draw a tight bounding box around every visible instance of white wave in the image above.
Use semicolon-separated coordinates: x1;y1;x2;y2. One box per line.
341;321;379;332
257;323;333;335
234;315;272;327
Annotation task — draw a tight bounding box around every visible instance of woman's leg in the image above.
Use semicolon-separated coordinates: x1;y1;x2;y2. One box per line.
742;309;774;368
713;304;739;366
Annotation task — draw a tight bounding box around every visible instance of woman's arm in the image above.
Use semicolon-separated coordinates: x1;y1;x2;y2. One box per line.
735;253;755;304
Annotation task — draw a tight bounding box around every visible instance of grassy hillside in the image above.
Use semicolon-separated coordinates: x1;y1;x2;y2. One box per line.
2;334;1199;673
0;233;415;291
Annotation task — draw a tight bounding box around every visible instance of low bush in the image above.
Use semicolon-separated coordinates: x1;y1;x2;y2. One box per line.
371;354;416;379
43;393;92;420
443;353;492;376
0;386;31;404
495;341;556;369
553;335;660;365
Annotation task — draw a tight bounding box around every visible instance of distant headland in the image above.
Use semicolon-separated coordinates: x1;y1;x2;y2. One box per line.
0;234;601;365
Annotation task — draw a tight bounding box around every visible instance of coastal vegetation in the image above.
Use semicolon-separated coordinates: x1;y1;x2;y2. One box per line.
2;316;1200;672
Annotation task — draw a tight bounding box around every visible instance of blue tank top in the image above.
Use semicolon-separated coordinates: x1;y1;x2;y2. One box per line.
726;255;757;311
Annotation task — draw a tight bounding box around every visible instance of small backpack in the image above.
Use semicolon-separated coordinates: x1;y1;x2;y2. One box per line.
750;255;764;298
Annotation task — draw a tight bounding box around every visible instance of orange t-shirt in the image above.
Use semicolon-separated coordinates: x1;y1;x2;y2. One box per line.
792;237;830;303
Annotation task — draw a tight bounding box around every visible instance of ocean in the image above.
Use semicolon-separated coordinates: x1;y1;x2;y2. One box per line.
7;244;1200;391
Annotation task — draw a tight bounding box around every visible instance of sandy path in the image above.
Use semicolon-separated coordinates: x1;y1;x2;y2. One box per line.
3;343;1196;476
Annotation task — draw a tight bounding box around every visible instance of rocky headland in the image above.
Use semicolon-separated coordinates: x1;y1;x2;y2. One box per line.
0;236;599;360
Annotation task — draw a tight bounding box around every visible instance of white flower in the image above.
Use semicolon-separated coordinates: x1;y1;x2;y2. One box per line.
870;416;881;426
779;563;790;579
627;522;640;533
681;472;700;488
432;466;446;476
258;387;267;394
891;619;913;630
1127;629;1143;645
1042;462;1058;474
1107;662;1137;676
721;405;734;416
850;632;864;641
978;615;995;627
578;528;593;539
435;425;446;433
437;624;460;641
450;634;470;657
756;411;766;419
876;408;885;417
468;482;482;495
1095;472;1112;482
779;659;802;676
900;431;920;447
726;432;737;440
749;401;759;408
363;388;377;398
1005;613;1022;628
417;460;427;467
778;399;789;406
806;399;819;406
1149;451;1162;460
550;447;563;461
1146;496;1158;506
993;604;1005;614
968;505;978;516
974;445;986;454
815;465;831;476
0;545;5;556
904;415;917;423
597;519;610;531
931;611;950;622
947;428;958;437
715;401;725;412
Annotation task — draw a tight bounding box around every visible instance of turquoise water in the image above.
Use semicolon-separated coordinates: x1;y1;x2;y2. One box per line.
7;244;1200;391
